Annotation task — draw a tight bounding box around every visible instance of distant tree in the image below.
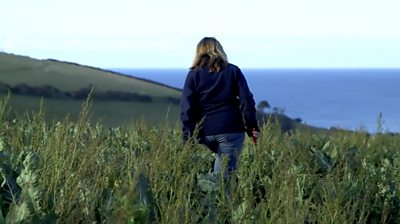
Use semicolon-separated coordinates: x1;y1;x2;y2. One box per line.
257;100;270;113
272;107;285;115
294;118;302;123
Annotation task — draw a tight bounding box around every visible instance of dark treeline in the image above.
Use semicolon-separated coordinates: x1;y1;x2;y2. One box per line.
0;81;171;103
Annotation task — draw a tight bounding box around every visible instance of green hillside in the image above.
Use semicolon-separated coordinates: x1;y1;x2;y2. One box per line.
0;52;181;126
0;52;181;97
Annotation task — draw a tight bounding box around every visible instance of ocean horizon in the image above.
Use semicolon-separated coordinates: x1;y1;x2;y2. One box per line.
110;68;400;133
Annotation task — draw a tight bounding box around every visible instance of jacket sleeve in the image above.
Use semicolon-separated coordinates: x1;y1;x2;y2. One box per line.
234;67;260;135
180;72;198;142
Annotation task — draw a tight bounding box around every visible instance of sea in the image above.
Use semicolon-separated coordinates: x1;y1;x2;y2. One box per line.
111;68;400;133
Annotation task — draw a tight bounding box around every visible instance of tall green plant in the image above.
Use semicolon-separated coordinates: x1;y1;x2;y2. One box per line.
0;93;399;223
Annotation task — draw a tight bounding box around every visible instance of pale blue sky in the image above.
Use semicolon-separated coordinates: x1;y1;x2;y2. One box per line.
1;0;400;68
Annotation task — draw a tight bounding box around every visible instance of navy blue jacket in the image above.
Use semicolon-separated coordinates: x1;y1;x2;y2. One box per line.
180;63;258;141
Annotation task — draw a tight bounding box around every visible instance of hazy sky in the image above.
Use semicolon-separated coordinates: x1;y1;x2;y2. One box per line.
1;0;400;68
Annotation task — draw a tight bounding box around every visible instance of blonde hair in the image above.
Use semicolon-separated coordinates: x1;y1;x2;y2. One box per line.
190;37;228;72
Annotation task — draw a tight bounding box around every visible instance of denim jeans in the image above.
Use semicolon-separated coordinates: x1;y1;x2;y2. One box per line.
202;132;245;174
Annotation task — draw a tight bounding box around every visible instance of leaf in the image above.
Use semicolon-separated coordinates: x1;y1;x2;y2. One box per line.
330;146;339;163
6;202;31;223
233;201;247;222
0;163;21;204
322;141;330;151
197;173;219;192
0;139;4;152
0;208;5;224
31;212;58;224
136;173;156;222
314;151;333;173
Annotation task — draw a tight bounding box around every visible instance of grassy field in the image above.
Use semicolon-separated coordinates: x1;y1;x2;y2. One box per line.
0;52;181;126
0;94;179;127
1;96;399;223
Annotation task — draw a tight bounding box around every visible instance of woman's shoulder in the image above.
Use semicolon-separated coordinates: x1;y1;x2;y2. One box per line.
188;67;201;73
227;63;239;68
226;63;242;71
224;63;243;76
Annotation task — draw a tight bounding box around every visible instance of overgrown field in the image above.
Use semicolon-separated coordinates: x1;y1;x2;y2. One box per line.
1;96;399;223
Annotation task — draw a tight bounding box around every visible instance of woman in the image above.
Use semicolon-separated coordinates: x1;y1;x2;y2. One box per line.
180;37;260;174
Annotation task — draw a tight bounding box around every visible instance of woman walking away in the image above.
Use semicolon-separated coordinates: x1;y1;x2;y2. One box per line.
180;37;260;175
